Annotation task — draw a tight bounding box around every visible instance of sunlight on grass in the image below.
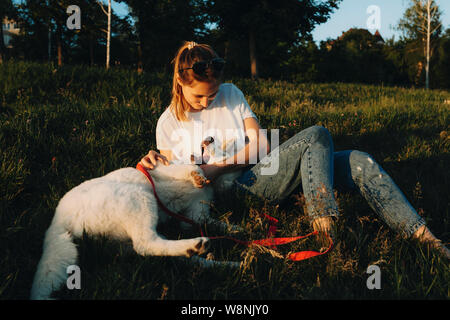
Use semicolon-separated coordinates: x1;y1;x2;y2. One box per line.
1;62;449;299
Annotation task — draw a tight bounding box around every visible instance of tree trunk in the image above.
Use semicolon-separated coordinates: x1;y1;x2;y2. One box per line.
106;0;111;69
415;61;423;86
48;24;52;62
0;23;5;64
89;33;94;66
249;29;258;80
425;0;431;89
224;40;229;62
56;24;62;66
57;43;62;66
137;40;143;74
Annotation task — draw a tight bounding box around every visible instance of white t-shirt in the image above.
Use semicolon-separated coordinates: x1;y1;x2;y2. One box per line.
156;83;258;164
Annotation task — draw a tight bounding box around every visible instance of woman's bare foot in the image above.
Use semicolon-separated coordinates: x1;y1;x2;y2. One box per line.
412;225;450;260
312;216;337;243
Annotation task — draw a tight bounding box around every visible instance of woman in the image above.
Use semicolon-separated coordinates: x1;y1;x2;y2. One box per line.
140;41;449;259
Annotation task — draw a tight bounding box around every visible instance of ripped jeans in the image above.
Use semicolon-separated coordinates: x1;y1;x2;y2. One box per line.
233;125;426;238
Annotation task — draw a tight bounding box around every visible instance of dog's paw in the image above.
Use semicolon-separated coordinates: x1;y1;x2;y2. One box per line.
185;237;210;257
190;170;210;188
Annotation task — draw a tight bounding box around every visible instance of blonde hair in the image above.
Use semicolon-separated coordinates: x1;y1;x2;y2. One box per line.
170;41;224;121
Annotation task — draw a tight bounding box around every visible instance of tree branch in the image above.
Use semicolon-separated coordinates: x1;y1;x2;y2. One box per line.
96;1;108;16
431;22;441;34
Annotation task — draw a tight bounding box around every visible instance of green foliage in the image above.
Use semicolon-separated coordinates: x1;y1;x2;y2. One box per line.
8;0;342;78
11;0;134;66
396;0;443;87
121;0;208;72
284;25;450;89
205;0;342;78
431;29;450;88
315;29;390;84
1;62;449;299
6;1;450;89
397;0;442;41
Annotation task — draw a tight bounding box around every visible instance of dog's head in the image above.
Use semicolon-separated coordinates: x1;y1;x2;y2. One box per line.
190;136;237;164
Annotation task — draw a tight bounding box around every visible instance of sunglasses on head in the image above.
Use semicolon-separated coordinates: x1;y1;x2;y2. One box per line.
179;58;226;75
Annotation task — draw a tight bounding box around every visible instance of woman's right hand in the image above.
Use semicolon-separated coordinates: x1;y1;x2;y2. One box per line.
140;150;170;170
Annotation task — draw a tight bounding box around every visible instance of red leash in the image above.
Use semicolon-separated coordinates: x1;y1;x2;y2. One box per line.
136;163;206;237
136;163;333;261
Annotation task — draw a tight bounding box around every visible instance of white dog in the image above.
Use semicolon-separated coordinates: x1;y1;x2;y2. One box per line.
30;139;243;300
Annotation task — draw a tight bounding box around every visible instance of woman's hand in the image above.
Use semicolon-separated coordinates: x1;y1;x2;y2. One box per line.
140;150;170;170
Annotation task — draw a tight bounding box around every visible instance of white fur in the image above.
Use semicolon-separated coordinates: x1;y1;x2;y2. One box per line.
30;163;240;300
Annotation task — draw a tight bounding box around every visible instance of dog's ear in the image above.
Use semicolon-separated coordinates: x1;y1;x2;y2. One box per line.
201;136;215;162
202;136;214;147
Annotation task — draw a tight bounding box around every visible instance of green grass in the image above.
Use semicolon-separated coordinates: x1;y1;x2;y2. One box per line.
1;61;449;300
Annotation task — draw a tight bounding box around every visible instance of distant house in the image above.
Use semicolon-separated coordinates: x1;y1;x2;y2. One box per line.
373;30;385;45
2;18;20;48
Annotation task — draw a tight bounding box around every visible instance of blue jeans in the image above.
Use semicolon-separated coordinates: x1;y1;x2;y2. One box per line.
233;126;426;238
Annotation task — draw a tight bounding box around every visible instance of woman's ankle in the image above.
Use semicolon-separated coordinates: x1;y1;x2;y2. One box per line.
312;216;337;237
412;225;440;245
411;225;450;258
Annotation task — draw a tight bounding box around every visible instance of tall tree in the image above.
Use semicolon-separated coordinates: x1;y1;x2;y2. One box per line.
121;0;210;72
206;0;341;79
17;0;75;65
432;28;450;88
14;0;130;66
76;0;107;66
49;0;74;66
398;0;442;89
16;0;53;62
318;28;389;84
97;0;112;69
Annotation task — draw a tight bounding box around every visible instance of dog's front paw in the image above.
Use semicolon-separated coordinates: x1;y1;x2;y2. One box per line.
186;237;210;257
190;170;210;188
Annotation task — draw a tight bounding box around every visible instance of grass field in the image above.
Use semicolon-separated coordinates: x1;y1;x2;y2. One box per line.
0;61;449;300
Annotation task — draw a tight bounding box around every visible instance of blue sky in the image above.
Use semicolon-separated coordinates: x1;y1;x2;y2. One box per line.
112;0;450;43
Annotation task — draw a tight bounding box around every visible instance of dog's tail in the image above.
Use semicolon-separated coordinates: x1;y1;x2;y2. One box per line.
30;218;77;300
